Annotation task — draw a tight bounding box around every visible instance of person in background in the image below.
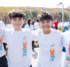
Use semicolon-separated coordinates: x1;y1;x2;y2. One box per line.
32;20;35;26
31;20;36;52
62;29;70;67
0;21;8;67
34;19;40;30
22;22;26;28
34;19;40;48
25;18;34;31
63;26;69;32
53;18;59;30
62;25;69;52
25;18;35;52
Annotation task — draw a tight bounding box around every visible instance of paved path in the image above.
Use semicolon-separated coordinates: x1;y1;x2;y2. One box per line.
32;48;39;67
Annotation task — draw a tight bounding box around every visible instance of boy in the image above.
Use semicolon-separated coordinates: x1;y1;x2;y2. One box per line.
0;21;8;67
62;30;70;67
33;12;63;67
3;9;35;67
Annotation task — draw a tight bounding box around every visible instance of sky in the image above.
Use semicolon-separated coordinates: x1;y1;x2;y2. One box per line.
0;0;70;8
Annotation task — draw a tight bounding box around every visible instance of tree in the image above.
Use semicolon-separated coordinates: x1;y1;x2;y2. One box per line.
31;10;38;20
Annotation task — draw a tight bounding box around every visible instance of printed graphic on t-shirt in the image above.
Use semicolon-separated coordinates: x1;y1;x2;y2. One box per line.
66;42;70;67
23;36;27;58
0;29;3;52
50;44;55;63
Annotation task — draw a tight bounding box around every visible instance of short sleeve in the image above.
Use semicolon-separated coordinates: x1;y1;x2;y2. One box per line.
31;31;37;41
61;33;66;47
31;29;40;41
0;21;6;30
0;22;6;42
3;28;10;42
2;29;7;42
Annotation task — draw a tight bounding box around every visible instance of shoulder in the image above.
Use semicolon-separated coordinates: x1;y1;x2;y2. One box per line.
0;21;5;29
33;29;42;35
51;28;63;36
34;22;37;25
5;28;11;33
0;21;5;25
3;28;11;36
63;30;70;35
22;28;31;33
31;24;33;27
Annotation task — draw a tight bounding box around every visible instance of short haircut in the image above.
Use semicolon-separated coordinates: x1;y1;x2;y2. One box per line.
9;9;26;19
38;12;53;21
36;19;39;22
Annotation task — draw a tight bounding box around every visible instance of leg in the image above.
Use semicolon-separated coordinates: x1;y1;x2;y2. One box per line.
29;65;32;67
0;55;8;67
32;41;34;50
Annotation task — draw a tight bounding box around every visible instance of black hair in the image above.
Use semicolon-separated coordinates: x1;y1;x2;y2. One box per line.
36;19;39;22
27;18;31;26
9;9;26;19
38;12;53;21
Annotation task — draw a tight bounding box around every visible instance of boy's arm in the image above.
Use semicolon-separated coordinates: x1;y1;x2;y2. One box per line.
31;31;37;41
3;29;6;42
0;22;6;43
31;30;38;41
61;33;66;47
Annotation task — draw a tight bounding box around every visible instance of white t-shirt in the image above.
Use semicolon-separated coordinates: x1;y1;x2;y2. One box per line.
34;22;40;30
62;31;70;67
33;29;63;67
25;24;34;31
0;21;6;57
3;28;35;67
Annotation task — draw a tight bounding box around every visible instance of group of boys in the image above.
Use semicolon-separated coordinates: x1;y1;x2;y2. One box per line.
0;9;70;67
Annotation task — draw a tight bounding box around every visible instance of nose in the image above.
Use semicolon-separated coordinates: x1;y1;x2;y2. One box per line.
16;20;20;23
44;22;48;25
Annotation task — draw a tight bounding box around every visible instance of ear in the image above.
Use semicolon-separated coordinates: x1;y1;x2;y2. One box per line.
10;20;12;24
23;19;24;23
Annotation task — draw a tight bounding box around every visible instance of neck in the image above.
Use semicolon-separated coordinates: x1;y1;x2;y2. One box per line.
14;28;22;31
43;30;51;34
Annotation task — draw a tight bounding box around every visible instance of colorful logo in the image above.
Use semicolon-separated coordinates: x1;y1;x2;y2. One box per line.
0;29;3;51
50;44;55;62
0;36;2;45
23;36;27;57
66;42;70;67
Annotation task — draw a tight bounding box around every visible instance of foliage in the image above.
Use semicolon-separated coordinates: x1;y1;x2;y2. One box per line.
0;7;70;24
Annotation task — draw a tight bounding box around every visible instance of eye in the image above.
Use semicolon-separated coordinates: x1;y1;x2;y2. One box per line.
41;22;44;23
13;18;16;21
19;18;21;20
47;22;49;23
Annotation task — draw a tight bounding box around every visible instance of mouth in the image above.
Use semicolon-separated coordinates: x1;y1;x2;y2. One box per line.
43;26;49;28
16;24;21;26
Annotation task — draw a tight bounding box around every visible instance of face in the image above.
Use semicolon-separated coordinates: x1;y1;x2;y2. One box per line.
30;20;32;24
40;19;52;32
10;17;24;31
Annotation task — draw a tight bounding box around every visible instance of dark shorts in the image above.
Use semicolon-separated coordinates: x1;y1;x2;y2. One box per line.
29;65;32;67
0;55;8;67
62;47;66;52
55;27;58;30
